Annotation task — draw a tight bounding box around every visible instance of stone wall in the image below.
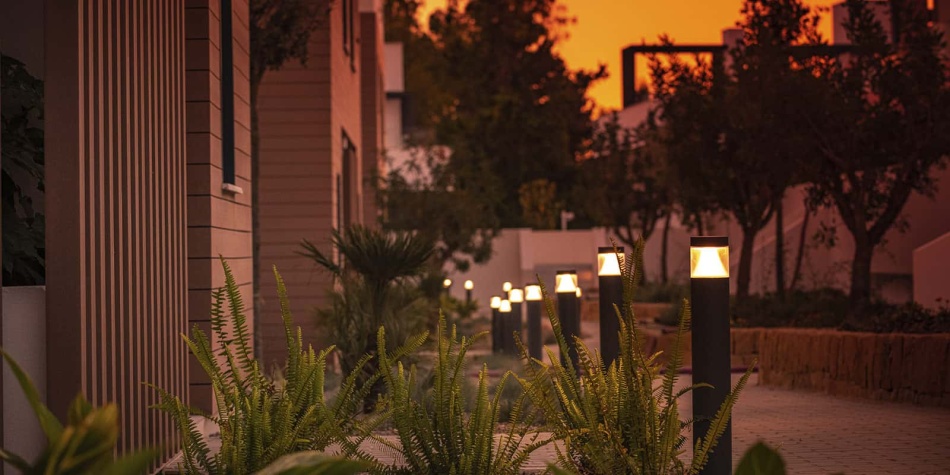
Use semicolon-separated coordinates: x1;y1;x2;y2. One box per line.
756;329;950;407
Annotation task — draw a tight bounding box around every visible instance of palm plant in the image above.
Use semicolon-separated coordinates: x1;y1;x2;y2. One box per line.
375;314;548;474
152;260;424;474
0;350;157;474
300;225;434;410
518;240;754;474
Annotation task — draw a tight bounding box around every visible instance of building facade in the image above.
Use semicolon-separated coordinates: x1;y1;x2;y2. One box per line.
257;0;385;367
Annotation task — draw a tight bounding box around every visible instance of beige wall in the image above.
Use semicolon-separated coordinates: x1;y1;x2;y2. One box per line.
44;0;188;462
185;0;254;413
361;10;385;227
914;232;950;310
257;0;366;367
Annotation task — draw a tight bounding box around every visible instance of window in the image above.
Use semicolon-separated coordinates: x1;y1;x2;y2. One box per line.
340;132;358;230
342;0;356;70
220;0;237;188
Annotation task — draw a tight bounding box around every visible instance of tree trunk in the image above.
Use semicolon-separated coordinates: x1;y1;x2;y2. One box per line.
774;197;786;300
250;79;262;359
849;236;874;319
790;205;810;290
736;227;756;304
660;212;671;284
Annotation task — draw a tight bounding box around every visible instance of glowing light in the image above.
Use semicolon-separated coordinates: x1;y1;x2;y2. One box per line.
499;299;512;313
555;271;578;294
464;280;474;290
525;284;543;301
690;246;729;278
502;282;513;292
490;296;502;309
443;278;452;288
509;289;524;303
575;288;582;298
597;247;623;276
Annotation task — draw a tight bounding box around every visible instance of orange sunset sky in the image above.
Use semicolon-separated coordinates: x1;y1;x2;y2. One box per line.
418;0;841;111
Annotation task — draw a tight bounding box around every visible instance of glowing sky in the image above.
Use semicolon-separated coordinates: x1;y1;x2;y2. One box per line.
417;0;841;111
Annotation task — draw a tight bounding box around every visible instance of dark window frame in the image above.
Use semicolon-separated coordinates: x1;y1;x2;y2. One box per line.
220;0;236;186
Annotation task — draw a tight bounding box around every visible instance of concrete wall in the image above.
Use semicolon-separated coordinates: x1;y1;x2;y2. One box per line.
185;0;254;413
913;232;950;310
1;287;45;470
44;0;189;461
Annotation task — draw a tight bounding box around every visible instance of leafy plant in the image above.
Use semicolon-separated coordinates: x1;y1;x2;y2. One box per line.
153;260;423;474
0;349;157;475
301;225;434;410
518;240;754;474
1;54;45;286
375;314;548;474
255;452;368;475
734;442;786;475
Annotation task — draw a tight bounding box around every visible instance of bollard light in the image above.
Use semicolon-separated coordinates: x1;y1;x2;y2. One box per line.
499;299;511;313
525;284;543;301
555;270;580;370
464;279;474;303
507;290;523;355
509;289;524;303
443;278;453;288
502;281;513;299
490;295;502;354
598;246;624;368
525;284;543;360
498;299;513;354
575;288;582;298
689;236;732;475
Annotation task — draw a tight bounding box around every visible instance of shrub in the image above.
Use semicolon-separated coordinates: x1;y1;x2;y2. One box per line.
0;349;157;474
376;314;548;474
519;240;753;475
153;261;424;474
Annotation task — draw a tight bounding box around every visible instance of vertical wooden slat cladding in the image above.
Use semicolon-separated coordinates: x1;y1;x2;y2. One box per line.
45;0;188;462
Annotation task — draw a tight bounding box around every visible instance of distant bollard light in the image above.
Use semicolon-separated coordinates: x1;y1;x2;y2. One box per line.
502;281;513;299
490;295;502;354
443;278;453;288
525;284;543;360
598;246;624;368
555;270;580;370
507;290;524;355
689;236;732;475
464;279;474;304
498;299;513;355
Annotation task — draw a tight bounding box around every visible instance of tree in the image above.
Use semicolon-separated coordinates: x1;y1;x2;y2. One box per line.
378;146;502;283
651;0;821;301
250;0;333;353
422;0;606;226
575;112;671;281
800;0;950;316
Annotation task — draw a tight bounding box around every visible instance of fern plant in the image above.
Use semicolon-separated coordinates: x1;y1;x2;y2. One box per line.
153;260;423;474
0;349;157;474
518;240;754;475
375;314;548;474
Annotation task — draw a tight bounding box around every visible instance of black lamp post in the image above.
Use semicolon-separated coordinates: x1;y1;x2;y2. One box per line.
508;288;524;354
525;284;543;361
598;246;624;368
498;299;512;355
490;295;501;354
555;270;579;370
464;279;474;304
689;236;732;475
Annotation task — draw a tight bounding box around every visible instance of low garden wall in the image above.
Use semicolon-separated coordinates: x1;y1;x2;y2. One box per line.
644;327;950;407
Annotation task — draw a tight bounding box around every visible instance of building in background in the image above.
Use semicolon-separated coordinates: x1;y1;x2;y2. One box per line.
256;0;386;368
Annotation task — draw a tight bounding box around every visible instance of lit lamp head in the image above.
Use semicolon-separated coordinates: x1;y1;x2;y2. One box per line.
555;270;578;294
499;299;512;313
597;246;624;276
689;236;730;278
490;296;502;309
525;284;543;301
509;288;524;303
443;278;453;288
464;280;474;290
575;288;582;298
502;282;513;293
